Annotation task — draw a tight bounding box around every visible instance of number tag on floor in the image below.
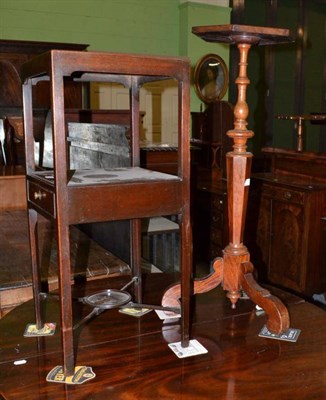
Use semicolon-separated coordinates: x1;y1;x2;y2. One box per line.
259;325;301;342
46;366;96;384
24;322;56;337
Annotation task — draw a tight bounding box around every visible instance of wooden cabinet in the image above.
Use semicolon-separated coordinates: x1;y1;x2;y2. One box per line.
0;40;88;169
193;182;228;262
191;101;233;264
0;40;88;209
254;179;326;295
0;39;88;114
191;100;233;182
252;148;326;297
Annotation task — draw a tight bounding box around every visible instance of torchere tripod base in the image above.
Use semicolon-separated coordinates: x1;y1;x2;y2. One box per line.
162;256;290;335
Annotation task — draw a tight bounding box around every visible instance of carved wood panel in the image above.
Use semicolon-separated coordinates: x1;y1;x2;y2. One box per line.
0;40;88;114
253;178;326;296
269;200;304;293
0;58;23;107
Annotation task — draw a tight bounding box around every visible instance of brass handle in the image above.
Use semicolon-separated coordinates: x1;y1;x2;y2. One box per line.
213;199;223;207
284;191;292;200
34;191;46;200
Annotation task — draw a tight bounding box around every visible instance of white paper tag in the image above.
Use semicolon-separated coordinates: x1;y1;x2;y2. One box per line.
24;322;56;337
155;309;181;320
46;365;96;384
168;339;208;358
119;307;152;317
14;359;27;366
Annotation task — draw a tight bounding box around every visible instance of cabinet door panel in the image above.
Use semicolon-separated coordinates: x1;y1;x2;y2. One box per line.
256;195;271;268
269;200;304;292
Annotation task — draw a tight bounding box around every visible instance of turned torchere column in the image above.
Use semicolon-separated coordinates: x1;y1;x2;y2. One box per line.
163;25;293;334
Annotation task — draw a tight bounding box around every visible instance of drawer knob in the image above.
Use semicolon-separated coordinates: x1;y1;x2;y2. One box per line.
34;191;47;200
284;191;292;200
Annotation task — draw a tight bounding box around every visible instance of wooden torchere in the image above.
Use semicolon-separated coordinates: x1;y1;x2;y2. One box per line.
163;25;294;334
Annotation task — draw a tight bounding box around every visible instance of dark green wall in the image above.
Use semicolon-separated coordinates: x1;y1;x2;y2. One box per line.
242;0;326;153
179;2;231;111
303;3;326;151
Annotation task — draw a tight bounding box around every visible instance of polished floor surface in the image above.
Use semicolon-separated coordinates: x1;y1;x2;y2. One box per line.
0;210;130;316
0;272;325;400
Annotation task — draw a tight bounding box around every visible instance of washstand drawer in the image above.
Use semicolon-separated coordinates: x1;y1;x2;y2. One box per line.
28;181;55;216
262;184;305;204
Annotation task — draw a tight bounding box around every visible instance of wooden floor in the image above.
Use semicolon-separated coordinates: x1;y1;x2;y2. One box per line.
0;272;325;399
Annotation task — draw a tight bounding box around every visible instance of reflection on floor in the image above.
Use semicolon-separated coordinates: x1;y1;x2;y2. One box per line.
0;210;211;317
0;210;130;317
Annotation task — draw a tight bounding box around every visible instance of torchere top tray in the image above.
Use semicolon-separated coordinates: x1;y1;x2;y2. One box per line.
192;24;293;46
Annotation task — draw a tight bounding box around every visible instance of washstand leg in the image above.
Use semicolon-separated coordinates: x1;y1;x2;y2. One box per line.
56;222;75;377
28;208;43;329
130;218;142;303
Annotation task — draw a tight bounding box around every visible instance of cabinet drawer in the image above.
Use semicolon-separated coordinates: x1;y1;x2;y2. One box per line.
212;211;223;226
212;196;225;211
28;181;55;216
263;184;305;204
211;229;223;246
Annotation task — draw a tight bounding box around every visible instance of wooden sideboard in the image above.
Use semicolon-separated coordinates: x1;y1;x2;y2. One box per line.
0;40;88;209
0;40;88;168
251;147;326;297
193;179;228;262
191;101;233;263
191;101;233;181
0;39;88;114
